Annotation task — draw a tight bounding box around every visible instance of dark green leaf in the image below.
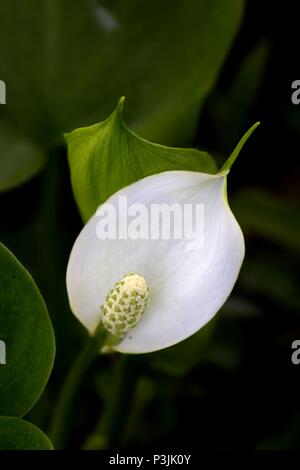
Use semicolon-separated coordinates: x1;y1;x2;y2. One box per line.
0;242;55;416
0;0;244;190
0;417;53;450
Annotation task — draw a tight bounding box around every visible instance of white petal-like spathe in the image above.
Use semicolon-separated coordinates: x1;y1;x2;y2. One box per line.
66;171;244;353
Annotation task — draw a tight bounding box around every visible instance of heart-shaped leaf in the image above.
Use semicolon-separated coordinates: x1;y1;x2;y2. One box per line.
66;98;217;221
0;242;55;416
0;417;53;450
0;0;243;191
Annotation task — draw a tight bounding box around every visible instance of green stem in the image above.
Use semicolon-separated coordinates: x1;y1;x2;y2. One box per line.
97;355;129;448
49;325;108;449
83;355;140;449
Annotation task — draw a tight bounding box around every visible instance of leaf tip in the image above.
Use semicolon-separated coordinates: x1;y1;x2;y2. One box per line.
112;96;126;128
118;95;126;108
116;96;126;116
220;121;261;172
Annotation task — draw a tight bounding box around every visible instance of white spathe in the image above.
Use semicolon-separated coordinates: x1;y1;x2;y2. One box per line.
66;170;245;354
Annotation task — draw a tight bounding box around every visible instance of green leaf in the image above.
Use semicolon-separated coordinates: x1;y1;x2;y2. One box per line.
231;189;300;254
66;98;217;222
0;417;53;450
0;123;46;192
0;0;244;190
0;242;55;417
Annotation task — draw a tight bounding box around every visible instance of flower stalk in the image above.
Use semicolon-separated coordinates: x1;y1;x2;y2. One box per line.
49;323;108;449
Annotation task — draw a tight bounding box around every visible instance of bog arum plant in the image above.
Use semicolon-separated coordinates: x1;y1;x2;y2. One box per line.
66;117;259;354
51;103;259;448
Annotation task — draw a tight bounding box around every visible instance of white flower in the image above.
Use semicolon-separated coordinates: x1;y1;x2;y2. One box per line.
66;169;245;354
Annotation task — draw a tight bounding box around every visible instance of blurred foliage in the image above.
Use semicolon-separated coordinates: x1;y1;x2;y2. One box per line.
0;0;299;451
209;40;270;149
0;0;243;191
232;189;300;254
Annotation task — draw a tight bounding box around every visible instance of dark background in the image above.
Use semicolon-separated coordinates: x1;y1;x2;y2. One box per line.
0;0;299;449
